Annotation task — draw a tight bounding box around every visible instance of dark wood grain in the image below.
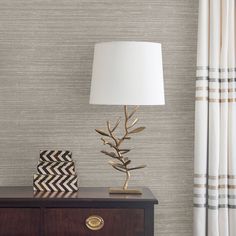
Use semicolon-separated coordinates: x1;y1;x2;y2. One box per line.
0;208;40;236
145;206;155;236
0;187;158;209
0;186;157;203
0;187;158;236
44;208;144;236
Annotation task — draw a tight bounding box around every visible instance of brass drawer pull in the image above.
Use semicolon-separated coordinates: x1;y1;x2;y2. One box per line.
86;215;104;231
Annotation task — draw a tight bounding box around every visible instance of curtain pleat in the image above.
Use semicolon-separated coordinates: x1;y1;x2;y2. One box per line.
194;0;236;235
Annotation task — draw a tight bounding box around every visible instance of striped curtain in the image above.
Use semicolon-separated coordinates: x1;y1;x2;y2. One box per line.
194;0;236;236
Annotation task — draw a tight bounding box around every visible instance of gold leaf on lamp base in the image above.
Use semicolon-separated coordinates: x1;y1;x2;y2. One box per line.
109;188;142;195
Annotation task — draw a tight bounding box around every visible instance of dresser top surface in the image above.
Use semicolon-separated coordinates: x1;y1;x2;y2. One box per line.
0;187;158;204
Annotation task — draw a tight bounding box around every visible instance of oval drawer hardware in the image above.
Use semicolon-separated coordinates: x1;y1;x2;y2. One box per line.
86;215;104;231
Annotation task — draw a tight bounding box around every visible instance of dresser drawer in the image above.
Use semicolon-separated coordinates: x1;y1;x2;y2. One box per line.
0;208;40;236
44;208;144;236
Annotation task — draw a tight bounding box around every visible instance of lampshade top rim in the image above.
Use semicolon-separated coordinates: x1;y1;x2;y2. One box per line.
94;41;161;46
89;102;165;106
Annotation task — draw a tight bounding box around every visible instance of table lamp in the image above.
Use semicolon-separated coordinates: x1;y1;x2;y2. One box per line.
90;41;165;194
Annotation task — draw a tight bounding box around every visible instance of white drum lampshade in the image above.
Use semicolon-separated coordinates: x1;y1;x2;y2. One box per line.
89;41;165;105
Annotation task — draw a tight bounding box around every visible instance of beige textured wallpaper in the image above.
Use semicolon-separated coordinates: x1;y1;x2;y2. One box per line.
0;0;197;235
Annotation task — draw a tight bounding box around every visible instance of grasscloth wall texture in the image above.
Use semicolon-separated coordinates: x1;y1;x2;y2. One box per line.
0;0;197;235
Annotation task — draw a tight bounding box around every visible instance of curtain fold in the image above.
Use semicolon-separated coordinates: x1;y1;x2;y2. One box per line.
194;0;236;236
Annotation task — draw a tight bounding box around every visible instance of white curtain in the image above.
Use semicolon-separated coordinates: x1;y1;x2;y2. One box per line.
194;0;236;236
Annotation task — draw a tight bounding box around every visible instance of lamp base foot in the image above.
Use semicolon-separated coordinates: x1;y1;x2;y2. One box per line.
109;188;142;194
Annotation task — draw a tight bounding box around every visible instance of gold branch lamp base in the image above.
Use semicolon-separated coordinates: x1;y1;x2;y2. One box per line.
109;188;142;195
95;105;147;195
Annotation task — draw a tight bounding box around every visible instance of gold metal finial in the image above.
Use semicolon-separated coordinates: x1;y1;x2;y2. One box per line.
95;105;146;194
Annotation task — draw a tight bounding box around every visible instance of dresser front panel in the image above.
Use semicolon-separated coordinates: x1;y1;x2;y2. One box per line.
0;208;40;236
44;208;145;236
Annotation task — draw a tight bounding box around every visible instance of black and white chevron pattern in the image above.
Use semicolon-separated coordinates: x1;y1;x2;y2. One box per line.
34;190;77;198
33;174;78;192
33;150;79;192
40;150;72;162
37;161;75;175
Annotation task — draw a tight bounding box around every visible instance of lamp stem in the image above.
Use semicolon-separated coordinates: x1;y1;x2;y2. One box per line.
123;170;130;190
123;105;129;190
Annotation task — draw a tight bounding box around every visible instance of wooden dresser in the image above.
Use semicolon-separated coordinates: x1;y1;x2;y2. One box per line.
0;187;158;236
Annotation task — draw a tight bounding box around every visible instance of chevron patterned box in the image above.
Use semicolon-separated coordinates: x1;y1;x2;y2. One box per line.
37;161;75;175
33;174;78;192
33;150;78;192
39;150;72;162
